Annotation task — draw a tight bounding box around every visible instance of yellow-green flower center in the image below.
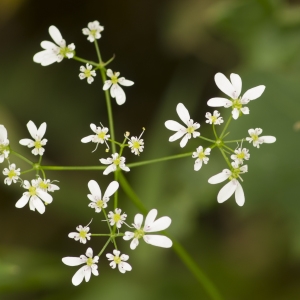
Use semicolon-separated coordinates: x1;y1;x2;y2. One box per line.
96;199;104;208
90;29;97;36
34;141;42;149
134;229;145;239
113;256;121;264
229;168;241;180
8;170;16;178
86;257;94;266
237;152;245;159
0;144;9;153
111;75;119;84
59;47;72;57
98;131;106;139
187;126;195;134
211;116;217;123
232;99;243;110
251;134;259;141
133;141;140;149
198;152;206;160
113;214;121;223
79;230;87;238
39;181;49;190
29;186;37;196
84;69;92;77
114;158;120;166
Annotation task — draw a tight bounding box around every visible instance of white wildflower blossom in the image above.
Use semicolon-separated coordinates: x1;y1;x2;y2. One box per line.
15;179;53;214
37;177;60;193
127;128;145;156
33;25;75;66
82;21;104;42
106;250;132;274
79;64;96;84
87;180;119;213
246;128;276;148
231;148;250;165
62;247;99;286
165;103;200;148
3;164;20;185
208;162;248;206
123;209;172;250
68;221;92;244
108;208;127;228
207;73;265;120
192;146;211;171
205;110;224;125
100;153;130;175
81;123;110;151
0;125;10;163
19;121;47;156
103;69;134;105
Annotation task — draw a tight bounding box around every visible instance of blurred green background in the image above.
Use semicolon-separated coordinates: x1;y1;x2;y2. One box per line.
1;0;300;299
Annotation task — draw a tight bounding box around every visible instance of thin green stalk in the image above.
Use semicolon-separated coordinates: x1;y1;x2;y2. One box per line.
98;237;112;256
223;139;243;144
126;152;192;168
41;166;106;171
219;115;232;139
118;172;223;300
219;147;232;169
212;124;218;140
73;56;99;68
10;150;33;165
222;144;235;153
91;233;124;237
20;168;35;175
198;136;216;143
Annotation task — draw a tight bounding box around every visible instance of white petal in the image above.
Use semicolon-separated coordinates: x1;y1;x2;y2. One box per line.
217;180;237;203
208;169;231;184
62;257;84;266
40;41;57;50
103;164;116;175
41;54;59;66
261;136;276;144
37;123;47;139
0;125;7;141
49;25;63;46
194;160;202;171
179;135;189;148
123;231;134;241
32;197;46;214
168;130;186;142
143;235;173;248
230;73;242;98
145;216;171;233
113;84;126;105
103;181;119;198
99;158;111;165
235;181;245;206
33;50;53;63
120;261;132;271
84;267;91;282
19;138;34;146
176;103;190;125
81;135;94;143
232;108;240;120
85;247;93;257
36;190;53;204
165;120;185;132
134;213;143;229
207;97;231;107
88;180;101;198
144;209;157;229
15;195;30;208
118;78;134;86
242;85;265;101
106;69;113;78
214;73;235;98
27;121;38;139
130;238;139;250
72;266;85;286
240;107;249;115
103;81;112;90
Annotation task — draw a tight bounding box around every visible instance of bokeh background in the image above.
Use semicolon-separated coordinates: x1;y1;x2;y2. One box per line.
0;0;300;299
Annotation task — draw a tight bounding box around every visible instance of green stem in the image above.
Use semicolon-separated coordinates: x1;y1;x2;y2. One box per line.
219;115;232;139
118;172;223;300
223;139;243;144
126;152;192;168
98;237;112;256
41;166;106;171
212;124;218;140
222;144;235;153
91;233;124;237
20;168;35;175
198;136;216;143
219;147;232;169
10;150;33;165
73;56;99;68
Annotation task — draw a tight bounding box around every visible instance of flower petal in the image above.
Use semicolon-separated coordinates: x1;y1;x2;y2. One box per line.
37;122;47;139
176;103;190;125
62;257;84;266
144;209;157;229
130;238;139;250
207;97;231;107
19;138;34;146
217;180;237;203
27;121;38;139
242;85;265;101
36;190;53;204
179;134;189;148
0;125;7;141
235;181;245;206
261;136;276;144
103;80;112;90
15;194;30;208
230;73;242;98
214;73;235;98
103;164;116;175
103;181;119;198
118;77;134;86
88;180;101;198
134;213;143;229
49;25;63;46
165;120;185;132
145;216;171;233
72;266;85;286
208;169;231;184
81;135;94;143
84;267;91;282
143;235;173;248
194;160;202;171
32;197;46;214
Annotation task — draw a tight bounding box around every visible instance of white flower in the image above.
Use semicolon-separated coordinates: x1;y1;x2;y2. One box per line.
231;148;250;165
87;180;119;213
15;179;53;214
208;163;248;206
37;177;60;193
205;110;224;125
33;25;75;66
81;123;110;151
207;73;265;120
100;153;130;175
192;146;211;171
165;103;200;148
3;164;20;185
127;128;145;156
79;64;96;84
123;209;172;250
68;221;92;244
82;21;104;42
0;125;10;163
108;208;127;228
103;69;134;105
19;121;48;156
106;250;132;274
246;128;276;148
62;247;99;286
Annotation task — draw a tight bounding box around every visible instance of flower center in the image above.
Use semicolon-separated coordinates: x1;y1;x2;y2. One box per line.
59;47;72;58
111;75;119;84
237;152;245;159
0;144;9;153
79;230;87;238
8;170;16;178
114;158;120;166
198;152;206;160
133;141;141;149
187;126;195;134
29;186;37;196
229;168;241;180
96;199;104;208
86;257;94;266
34;141;42;149
211;116;217;123
134;229;145;239
98;131;106;139
113;213;121;223
84;69;91;77
39;181;49;190
232;99;243;110
90;29;97;36
251;134;259;141
113;256;121;264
